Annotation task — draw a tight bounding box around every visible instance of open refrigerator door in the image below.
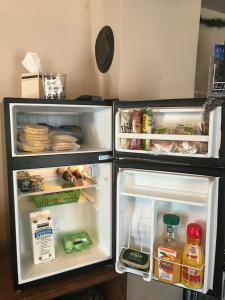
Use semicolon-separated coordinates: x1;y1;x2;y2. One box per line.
114;98;224;166
115;162;223;295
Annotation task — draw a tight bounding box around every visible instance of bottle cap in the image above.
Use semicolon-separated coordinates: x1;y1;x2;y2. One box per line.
187;223;202;240
163;214;180;226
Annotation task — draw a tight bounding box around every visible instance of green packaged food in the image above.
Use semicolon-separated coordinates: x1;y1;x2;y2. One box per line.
32;189;80;207
119;248;150;271
63;230;92;253
142;108;153;151
142;108;153;133
156;127;169;134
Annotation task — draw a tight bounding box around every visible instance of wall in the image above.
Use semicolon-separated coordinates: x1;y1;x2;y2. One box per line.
90;0;121;99
0;1;201;300
0;0;92;246
119;0;201;100
195;8;225;96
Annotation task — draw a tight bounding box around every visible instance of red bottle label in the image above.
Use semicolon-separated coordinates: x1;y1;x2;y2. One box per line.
182;267;201;283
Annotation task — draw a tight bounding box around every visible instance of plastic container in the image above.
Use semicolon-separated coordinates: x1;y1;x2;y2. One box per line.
42;73;66;99
181;223;204;289
154;214;182;284
32;189;80;207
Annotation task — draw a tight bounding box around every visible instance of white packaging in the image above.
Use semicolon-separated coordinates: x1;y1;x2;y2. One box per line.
30;210;55;265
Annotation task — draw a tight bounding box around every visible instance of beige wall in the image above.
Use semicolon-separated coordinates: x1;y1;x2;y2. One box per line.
0;0;92;100
0;0;92;245
119;0;201;100
90;0;121;99
195;8;225;97
0;1;201;299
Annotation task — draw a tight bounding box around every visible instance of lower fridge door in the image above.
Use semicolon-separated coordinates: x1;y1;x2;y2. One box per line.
114;159;225;298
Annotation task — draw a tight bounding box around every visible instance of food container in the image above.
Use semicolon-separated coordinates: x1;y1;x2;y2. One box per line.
42;73;66;99
17;171;31;192
21;73;44;98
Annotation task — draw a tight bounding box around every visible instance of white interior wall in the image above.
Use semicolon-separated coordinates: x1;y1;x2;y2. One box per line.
195;8;225;97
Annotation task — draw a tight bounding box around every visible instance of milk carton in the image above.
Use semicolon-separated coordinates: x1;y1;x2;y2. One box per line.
30;210;55;264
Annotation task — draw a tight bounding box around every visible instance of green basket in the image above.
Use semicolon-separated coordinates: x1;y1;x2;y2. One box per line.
32;189;80;207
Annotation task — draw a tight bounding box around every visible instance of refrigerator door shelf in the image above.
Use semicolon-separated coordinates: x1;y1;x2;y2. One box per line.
12;162;113;285
7;101;112;157
116;168;219;294
115;100;222;163
116;212;153;282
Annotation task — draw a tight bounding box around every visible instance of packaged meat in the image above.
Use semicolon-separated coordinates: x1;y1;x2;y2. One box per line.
152;140;175;154
131;111;142;133
129;110;143;150
120;111;132;133
120;111;132;149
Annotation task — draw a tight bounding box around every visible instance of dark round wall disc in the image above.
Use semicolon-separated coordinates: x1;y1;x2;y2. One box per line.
95;26;114;73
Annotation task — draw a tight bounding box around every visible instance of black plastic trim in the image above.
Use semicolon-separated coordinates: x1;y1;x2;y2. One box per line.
12;152;113;170
3;97;114;106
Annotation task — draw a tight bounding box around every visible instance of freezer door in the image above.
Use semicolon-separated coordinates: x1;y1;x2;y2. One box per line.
114;98;225;167
3;98;113;161
114;159;225;298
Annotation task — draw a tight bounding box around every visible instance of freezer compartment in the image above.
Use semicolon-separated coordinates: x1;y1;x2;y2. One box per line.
10;103;112;157
13;163;112;284
115;106;221;158
116;169;218;293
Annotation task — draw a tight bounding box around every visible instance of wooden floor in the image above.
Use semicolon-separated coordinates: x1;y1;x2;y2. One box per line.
0;252;127;300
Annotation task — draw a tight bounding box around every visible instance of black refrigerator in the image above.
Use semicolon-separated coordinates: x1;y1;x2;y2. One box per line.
3;97;225;299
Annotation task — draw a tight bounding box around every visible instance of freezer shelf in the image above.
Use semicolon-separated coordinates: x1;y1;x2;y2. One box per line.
116;169;218;294
13;163;112;285
9;103;112;157
115;106;221;158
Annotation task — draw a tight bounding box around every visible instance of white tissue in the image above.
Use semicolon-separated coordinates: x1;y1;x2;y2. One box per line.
21;52;43;73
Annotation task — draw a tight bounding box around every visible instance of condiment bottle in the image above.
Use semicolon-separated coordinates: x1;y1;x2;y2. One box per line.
181;223;204;289
154;214;181;284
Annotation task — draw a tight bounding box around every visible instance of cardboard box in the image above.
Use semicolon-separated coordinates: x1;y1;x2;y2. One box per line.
30;210;55;265
21;73;44;98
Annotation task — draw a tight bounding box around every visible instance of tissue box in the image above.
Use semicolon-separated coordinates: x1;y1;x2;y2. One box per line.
21;73;44;98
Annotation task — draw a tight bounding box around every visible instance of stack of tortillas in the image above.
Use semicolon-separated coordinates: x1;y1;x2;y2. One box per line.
18;124;49;152
50;132;81;151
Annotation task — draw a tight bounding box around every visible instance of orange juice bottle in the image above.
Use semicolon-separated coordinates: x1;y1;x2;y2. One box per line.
181;223;204;289
154;214;181;284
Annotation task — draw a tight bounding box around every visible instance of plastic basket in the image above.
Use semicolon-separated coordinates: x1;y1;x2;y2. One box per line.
32;189;80;207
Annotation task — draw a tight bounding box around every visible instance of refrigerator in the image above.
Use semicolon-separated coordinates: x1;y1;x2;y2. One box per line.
3;97;225;299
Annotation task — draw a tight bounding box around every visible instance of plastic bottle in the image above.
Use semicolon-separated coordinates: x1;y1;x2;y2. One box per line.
181;223;204;289
154;214;181;284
